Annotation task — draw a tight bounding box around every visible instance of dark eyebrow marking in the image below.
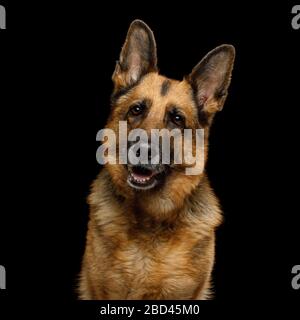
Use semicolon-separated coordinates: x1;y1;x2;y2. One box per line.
160;79;171;96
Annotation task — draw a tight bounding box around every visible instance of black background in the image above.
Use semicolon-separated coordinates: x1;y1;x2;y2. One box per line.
0;0;299;317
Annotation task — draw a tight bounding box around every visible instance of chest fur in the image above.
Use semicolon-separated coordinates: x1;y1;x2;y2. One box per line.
97;221;213;299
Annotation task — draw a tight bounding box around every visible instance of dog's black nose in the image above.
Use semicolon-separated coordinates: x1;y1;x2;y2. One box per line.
128;141;159;165
135;143;152;161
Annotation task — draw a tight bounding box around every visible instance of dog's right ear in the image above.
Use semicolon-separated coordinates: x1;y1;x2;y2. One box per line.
112;20;158;91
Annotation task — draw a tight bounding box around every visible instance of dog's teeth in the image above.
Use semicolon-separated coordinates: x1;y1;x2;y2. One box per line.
129;173;153;184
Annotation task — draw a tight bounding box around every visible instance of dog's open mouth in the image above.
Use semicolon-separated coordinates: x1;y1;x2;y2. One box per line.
127;165;164;190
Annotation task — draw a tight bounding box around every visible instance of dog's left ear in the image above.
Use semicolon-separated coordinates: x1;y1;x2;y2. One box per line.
188;44;235;114
112;20;158;91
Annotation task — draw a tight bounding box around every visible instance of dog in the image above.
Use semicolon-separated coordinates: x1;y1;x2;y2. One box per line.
79;19;235;300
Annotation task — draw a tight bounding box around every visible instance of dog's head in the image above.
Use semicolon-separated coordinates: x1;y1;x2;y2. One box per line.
105;20;235;218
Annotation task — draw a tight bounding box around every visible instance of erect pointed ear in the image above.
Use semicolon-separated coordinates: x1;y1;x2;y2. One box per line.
112;20;158;91
187;44;235;114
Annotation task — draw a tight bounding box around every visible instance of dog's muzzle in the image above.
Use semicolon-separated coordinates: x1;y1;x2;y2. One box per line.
127;141;166;190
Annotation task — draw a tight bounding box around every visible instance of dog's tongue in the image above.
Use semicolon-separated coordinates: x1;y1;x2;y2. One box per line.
131;170;153;180
131;167;155;181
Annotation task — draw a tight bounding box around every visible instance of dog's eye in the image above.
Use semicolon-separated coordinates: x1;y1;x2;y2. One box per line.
130;102;146;116
171;113;185;126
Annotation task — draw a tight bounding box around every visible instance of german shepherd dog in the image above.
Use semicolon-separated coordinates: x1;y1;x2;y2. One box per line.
79;20;235;300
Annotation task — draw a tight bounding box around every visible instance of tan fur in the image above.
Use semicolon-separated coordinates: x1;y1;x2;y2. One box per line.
79;20;234;300
79;169;221;300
